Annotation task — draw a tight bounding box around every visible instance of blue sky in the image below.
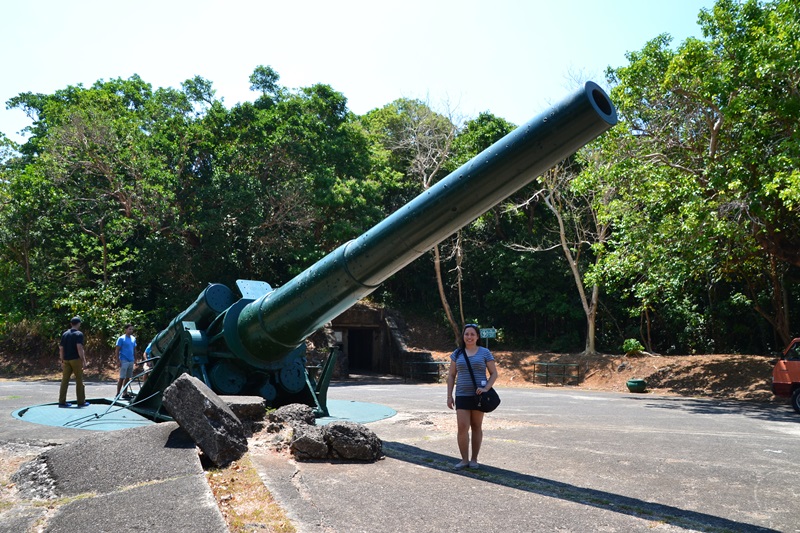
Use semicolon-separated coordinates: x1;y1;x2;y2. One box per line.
1;0;714;143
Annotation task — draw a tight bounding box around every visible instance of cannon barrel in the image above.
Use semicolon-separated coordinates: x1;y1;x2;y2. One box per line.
236;81;617;362
131;81;617;419
147;283;234;359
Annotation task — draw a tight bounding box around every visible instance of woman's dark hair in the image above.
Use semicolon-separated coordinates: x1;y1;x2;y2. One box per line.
459;323;482;350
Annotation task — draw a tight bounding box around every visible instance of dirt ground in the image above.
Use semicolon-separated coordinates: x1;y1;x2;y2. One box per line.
401;315;780;404
425;349;778;402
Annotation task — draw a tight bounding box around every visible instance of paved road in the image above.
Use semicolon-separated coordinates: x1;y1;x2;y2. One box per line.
2;379;799;532
255;381;800;532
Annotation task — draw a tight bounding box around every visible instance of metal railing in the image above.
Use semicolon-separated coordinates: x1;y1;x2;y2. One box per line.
404;361;449;383
532;362;581;386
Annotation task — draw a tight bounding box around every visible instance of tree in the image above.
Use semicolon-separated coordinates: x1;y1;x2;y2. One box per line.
4;76;192;325
446;112;517;326
175;69;379;293
362;99;461;343
603;0;800;350
181;75;216;107
508;158;613;355
249;65;283;110
0;164;60;316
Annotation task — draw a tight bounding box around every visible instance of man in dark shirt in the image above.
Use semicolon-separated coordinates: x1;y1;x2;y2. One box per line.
59;316;89;407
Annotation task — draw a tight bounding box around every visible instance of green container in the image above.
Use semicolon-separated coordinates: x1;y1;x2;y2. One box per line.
626;379;647;393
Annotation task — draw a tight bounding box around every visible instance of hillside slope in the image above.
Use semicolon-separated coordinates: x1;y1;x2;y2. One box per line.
401;312;780;403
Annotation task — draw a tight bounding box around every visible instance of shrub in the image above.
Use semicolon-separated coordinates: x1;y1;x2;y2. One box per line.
622;338;645;354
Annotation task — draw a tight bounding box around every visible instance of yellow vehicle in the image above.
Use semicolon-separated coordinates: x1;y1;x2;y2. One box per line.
772;338;800;413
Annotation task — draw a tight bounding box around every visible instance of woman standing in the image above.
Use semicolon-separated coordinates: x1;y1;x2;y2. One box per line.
446;323;498;469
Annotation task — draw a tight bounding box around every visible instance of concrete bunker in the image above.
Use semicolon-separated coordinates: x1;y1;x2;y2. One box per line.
309;303;441;381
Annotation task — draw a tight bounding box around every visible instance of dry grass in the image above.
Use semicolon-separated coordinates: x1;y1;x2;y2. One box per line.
206;454;295;533
0;453;29;512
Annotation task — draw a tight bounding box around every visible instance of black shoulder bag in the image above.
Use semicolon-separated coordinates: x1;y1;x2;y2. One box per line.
460;349;501;413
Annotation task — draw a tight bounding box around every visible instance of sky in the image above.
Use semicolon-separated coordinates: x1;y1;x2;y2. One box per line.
1;0;715;144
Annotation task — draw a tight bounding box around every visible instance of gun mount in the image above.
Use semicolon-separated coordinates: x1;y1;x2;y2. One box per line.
130;81;617;420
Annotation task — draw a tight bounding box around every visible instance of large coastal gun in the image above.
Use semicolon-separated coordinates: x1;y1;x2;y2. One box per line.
130;82;617;420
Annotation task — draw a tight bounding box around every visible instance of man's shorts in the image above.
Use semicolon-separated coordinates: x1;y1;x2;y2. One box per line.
120;360;134;379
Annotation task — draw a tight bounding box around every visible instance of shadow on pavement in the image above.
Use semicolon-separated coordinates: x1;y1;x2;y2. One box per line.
629;395;798;422
383;441;779;533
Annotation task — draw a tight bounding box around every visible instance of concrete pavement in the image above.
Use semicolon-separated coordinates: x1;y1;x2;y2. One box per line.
251;383;798;532
1;378;798;532
1;380;226;533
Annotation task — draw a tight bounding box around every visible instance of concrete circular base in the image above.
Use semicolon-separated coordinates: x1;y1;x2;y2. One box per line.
13;398;396;431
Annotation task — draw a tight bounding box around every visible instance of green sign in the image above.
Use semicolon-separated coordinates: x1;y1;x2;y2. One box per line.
480;328;497;339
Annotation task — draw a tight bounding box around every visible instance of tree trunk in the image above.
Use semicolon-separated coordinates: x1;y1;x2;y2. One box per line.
643;307;654;353
768;256;791;346
747;256;791;348
433;245;460;346
585;283;599;355
545;191;597;355
455;231;465;327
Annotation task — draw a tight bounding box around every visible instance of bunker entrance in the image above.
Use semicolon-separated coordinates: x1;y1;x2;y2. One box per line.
347;328;375;372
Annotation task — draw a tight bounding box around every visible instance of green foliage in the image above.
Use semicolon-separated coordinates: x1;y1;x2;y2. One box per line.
360;98;456;207
622;338;645;354
249;65;282;108
52;284;147;369
3;4;800;359
600;0;800;352
53;286;144;342
447;112;516;170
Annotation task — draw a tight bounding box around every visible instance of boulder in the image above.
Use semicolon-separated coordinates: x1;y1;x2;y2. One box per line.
324;421;383;461
220;395;267;424
269;403;316;427
162;373;248;466
260;403;382;462
289;424;329;460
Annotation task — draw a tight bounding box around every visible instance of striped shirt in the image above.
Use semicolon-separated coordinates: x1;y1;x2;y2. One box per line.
450;347;494;396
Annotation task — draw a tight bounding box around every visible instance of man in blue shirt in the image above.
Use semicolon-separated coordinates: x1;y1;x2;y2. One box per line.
115;324;137;399
59;316;88;407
